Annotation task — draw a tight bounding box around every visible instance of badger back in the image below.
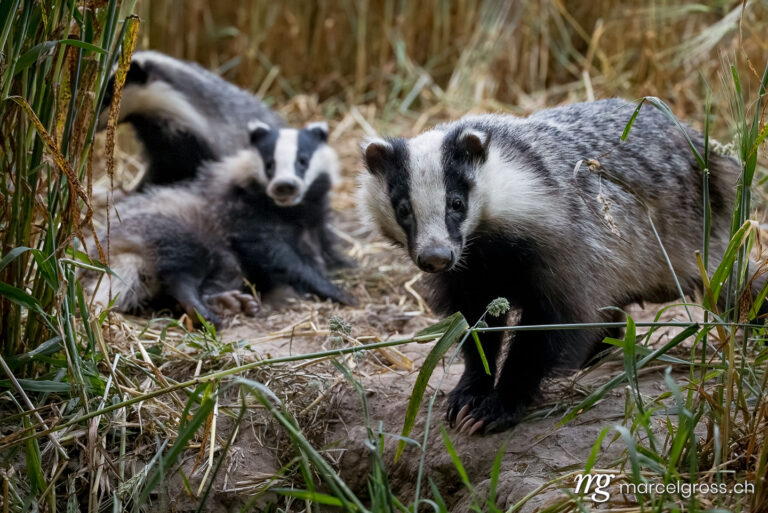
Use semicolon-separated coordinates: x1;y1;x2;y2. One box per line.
359;98;739;282
99;51;284;179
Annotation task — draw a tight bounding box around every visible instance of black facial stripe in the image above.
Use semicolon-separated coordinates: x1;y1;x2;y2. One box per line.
376;139;417;246
440;134;473;243
251;130;279;179
295;128;325;180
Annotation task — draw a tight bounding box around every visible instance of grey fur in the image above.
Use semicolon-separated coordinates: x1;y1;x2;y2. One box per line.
81;147;354;324
101;50;283;156
363;98;740;317
360;98;752;433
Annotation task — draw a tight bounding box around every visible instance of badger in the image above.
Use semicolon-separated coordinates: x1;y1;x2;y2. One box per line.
359;98;761;435
82;134;356;326
79;180;259;327
98;50;351;270
98;50;283;188
246;120;351;269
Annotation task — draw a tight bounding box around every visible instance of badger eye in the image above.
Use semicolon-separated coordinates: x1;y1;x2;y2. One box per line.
266;159;275;171
298;156;309;167
448;197;465;212
396;202;412;221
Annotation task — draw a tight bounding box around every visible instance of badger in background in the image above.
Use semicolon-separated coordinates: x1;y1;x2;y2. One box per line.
98;50;352;271
79;178;259;327
81;131;356;326
359;98;760;435
247;120;352;270
98;50;283;188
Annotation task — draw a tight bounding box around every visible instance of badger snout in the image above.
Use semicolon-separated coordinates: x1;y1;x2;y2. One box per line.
416;246;454;273
268;178;303;206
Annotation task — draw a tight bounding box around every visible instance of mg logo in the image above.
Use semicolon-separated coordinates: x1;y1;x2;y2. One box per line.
573;473;616;503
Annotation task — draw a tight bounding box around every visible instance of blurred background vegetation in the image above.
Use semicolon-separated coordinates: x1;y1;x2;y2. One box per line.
136;1;767;125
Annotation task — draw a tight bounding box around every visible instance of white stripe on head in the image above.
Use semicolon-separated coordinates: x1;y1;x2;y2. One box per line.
273;128;300;183
305;144;340;188
407;130;451;253
473;146;552;234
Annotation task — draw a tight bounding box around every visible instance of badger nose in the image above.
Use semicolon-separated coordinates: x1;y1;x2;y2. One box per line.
417;247;454;273
273;182;297;196
269;178;301;204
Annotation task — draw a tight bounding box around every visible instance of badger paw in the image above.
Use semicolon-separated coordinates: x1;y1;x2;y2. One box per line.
334;289;359;307
204;290;260;318
451;391;526;436
446;379;492;427
322;286;359;307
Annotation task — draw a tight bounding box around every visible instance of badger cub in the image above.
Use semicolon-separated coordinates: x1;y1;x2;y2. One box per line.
99;50;283;189
99;50;351;270
82;129;356;325
247;120;351;269
360;98;753;434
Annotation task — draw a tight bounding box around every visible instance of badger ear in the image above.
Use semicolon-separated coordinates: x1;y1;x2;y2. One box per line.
305;121;329;142
248;120;272;143
457;128;491;162
361;137;393;177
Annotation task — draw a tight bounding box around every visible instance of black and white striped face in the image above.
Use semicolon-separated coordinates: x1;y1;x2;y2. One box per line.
360;127;490;273
248;121;339;207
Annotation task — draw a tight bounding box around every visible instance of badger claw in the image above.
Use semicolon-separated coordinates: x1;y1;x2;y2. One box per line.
446;379;491;427
450;392;525;436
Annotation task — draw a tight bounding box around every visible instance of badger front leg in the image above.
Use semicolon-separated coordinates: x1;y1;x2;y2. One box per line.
273;243;357;305
234;235;357;306
445;299;506;432
318;223;356;270
164;277;222;327
456;303;604;435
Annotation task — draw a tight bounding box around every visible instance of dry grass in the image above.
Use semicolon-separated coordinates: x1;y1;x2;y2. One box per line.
135;1;768;121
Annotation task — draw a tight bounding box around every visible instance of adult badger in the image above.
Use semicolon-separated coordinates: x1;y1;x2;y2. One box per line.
359;98;759;435
98;50;350;269
82;136;356;326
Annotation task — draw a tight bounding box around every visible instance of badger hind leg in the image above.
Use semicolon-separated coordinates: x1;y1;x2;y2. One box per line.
203;290;260;317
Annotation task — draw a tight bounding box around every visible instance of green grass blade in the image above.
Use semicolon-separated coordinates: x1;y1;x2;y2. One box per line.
272;488;345;507
396;312;468;461
0;247;31;273
621;99;645;141
488;442;506;510
584;426;610;474
139;383;216;504
561;324;699;424
709;220;752;302
471;329;491;375
440;427;471;488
